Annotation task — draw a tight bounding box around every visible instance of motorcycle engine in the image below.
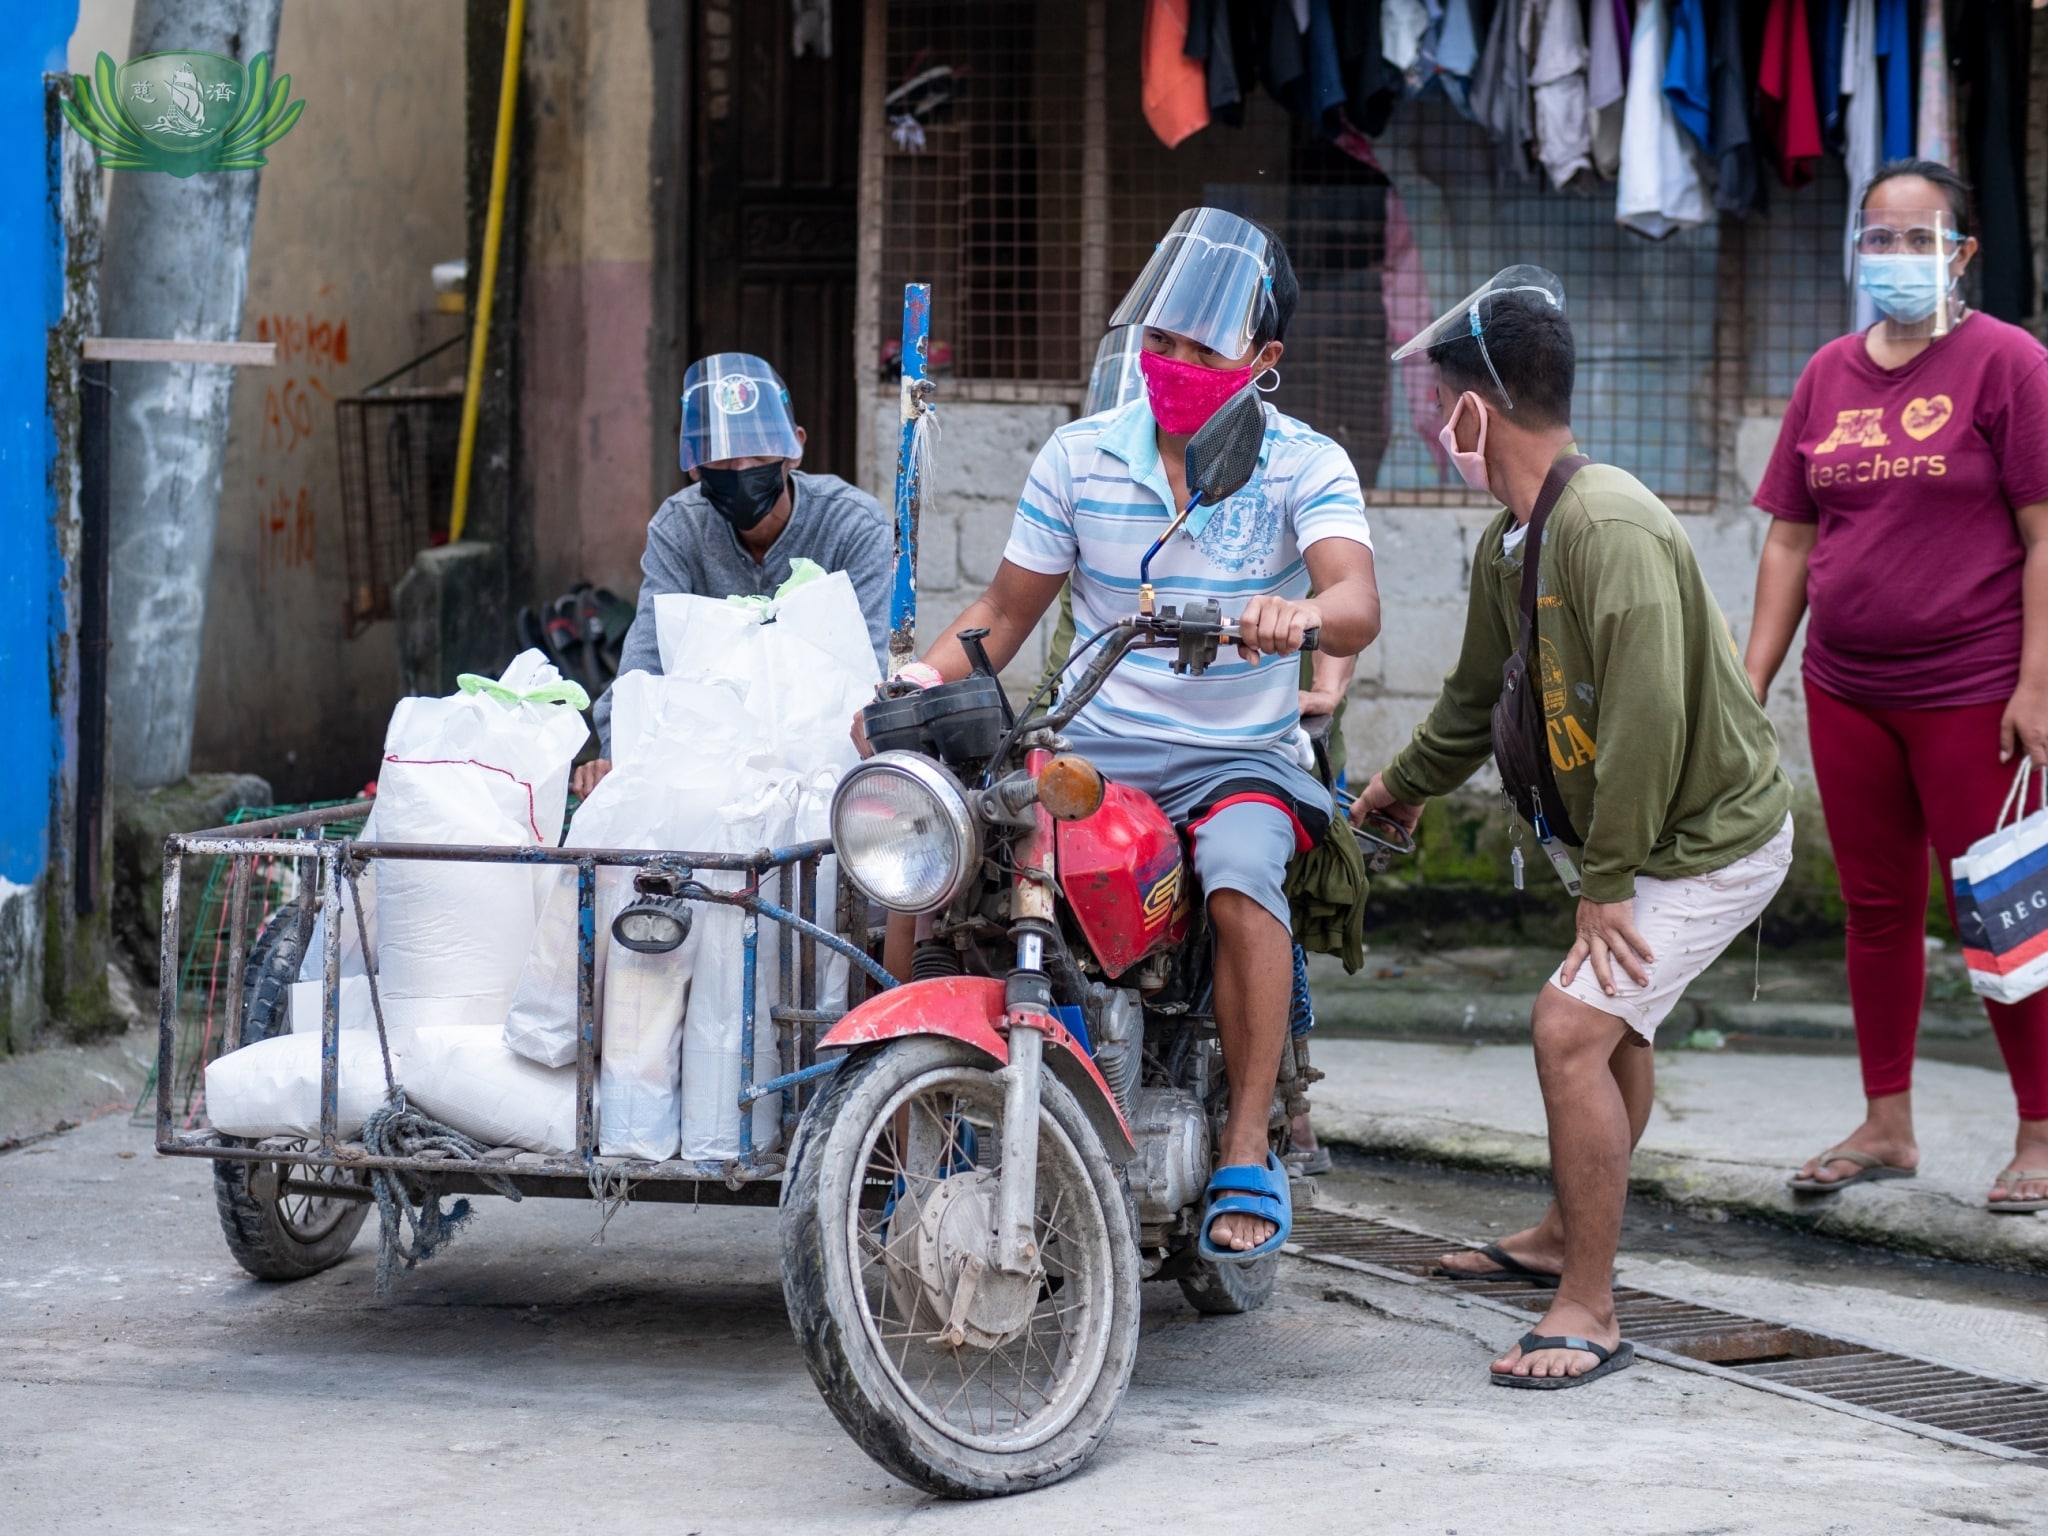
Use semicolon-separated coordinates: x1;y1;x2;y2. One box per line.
1127;1087;1209;1225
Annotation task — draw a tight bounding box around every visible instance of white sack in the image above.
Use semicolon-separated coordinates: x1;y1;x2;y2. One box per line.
402;1023;577;1155
287;975;382;1035
205;1030;395;1141
680;776;798;1161
795;767;850;1018
373;651;588;1031
298;807;380;981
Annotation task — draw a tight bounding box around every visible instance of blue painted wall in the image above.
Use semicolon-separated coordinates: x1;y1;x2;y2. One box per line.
0;3;76;886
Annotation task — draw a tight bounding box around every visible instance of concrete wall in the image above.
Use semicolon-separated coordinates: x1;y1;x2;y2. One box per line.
865;394;1814;793
66;0;467;804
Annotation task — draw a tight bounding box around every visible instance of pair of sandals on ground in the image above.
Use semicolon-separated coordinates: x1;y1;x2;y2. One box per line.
1786;1144;2048;1212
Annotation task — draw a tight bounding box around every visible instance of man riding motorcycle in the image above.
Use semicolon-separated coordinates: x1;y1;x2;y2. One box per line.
870;209;1380;1260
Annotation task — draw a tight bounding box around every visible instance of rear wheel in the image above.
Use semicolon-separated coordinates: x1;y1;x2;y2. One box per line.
212;904;371;1281
781;1039;1141;1497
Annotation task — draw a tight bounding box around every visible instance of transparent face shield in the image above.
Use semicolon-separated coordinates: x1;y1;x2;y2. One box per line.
1108;207;1276;363
1390;264;1566;412
678;352;803;472
1852;209;1966;340
1082;327;1147;416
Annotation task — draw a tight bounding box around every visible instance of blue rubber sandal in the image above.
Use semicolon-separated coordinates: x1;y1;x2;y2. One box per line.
1196;1153;1293;1265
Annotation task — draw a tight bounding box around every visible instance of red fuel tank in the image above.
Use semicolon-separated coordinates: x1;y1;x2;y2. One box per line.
1055;781;1190;978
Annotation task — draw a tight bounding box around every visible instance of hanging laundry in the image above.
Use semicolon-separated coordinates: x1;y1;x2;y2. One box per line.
1144;0;1211;148
1662;0;1712;151
1758;0;1822;190
1184;0;1244;125
1813;0;1844;153
1382;0;1431;70
1710;0;1760;215
1589;0;1628;178
1336;0;1405;135
1263;0;1350;127
1872;0;1911;163
1913;0;1952;167
1958;0;2035;322
1840;0;1879;318
1407;0;1482;118
1530;0;1593;189
1471;0;1534;182
1618;0;1710;238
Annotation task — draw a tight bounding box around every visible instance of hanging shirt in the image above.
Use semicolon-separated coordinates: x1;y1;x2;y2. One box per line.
1662;0;1712;150
1382;0;1430;69
1618;0;1710;239
1471;0;1534;181
1753;316;2048;709
1958;0;2036;324
1758;0;1823;190
1530;0;1593;189
1912;0;1952;165
1873;0;1912;162
1841;0;1879;310
1184;0;1244;124
1711;0;1760;216
1337;0;1405;134
1143;0;1211;148
1588;0;1628;178
1813;0;1845;151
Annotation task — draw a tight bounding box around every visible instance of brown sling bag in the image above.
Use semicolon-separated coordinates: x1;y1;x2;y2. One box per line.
1490;454;1590;850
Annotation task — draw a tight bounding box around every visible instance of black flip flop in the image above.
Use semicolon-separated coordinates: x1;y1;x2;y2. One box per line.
1492;1333;1635;1391
1434;1242;1562;1288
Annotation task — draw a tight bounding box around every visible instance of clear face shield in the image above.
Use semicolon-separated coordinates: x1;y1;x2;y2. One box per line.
1852;209;1966;339
1108;207;1276;362
1390;264;1566;412
1083;327;1147;416
678;352;803;473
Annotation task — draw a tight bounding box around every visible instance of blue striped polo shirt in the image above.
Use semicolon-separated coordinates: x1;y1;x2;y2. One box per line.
1004;397;1373;747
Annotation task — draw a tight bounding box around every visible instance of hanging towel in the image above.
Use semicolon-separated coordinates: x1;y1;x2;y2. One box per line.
1662;0;1712;151
1913;0;1952;167
1530;0;1593;189
1758;0;1823;190
1472;0;1534;181
1589;0;1627;178
1872;0;1911;163
1144;0;1211;148
1958;0;2035;322
1619;0;1711;239
1710;0;1760;215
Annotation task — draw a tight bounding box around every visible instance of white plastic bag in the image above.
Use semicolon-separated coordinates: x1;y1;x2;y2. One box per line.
373;651;588;1031
205;1031;396;1141
680;775;799;1161
795;766;850;1018
401;1023;577;1155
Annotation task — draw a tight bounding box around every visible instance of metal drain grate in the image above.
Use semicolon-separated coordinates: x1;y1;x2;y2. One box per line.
1288;1207;2048;1461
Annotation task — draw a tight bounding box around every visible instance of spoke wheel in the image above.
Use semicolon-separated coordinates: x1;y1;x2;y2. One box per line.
781;1039;1140;1497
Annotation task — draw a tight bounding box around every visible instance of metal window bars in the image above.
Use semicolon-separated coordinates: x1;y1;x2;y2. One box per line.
155;802;888;1191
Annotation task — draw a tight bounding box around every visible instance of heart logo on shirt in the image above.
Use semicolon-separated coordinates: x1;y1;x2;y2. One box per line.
1900;394;1954;441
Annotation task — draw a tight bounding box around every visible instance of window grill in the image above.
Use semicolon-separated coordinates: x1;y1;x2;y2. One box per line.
334;388;461;636
875;0;1855;507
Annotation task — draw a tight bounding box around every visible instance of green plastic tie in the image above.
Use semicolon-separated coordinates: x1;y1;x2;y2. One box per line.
457;673;592;711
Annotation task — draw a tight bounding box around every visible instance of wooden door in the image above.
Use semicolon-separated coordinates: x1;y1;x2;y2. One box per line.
693;0;862;478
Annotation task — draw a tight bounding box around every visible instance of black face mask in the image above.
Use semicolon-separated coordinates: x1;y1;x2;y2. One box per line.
699;462;788;532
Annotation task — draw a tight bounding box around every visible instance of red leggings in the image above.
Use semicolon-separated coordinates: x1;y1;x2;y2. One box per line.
1805;679;2048;1120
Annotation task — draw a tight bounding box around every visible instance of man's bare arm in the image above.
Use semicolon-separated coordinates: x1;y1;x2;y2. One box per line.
919;561;1070;681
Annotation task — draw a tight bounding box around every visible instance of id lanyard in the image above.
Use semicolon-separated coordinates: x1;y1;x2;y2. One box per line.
1507;787;1582;898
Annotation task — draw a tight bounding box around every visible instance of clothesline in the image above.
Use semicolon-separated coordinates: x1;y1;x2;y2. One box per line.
1140;0;2036;322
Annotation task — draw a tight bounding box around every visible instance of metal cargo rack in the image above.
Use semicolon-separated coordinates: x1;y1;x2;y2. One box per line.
155;800;893;1203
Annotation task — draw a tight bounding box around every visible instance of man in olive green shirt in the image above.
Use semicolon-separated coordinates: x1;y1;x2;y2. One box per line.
1353;275;1792;1392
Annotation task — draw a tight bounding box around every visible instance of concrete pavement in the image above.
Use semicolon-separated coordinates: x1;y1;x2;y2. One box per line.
5;1112;2044;1533
1310;1037;2048;1273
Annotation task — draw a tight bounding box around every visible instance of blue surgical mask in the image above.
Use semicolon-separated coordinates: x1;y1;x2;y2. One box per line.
1857;255;1948;325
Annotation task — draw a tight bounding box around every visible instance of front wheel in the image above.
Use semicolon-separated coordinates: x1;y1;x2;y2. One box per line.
780;1039;1141;1498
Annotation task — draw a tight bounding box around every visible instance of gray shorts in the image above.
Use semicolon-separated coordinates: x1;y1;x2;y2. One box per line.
1061;728;1332;931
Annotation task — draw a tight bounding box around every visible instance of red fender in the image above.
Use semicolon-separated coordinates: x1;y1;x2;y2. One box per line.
820;977;1135;1161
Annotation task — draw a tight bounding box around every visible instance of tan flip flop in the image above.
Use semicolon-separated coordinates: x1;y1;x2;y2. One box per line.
1987;1168;2048;1214
1786;1146;1917;1194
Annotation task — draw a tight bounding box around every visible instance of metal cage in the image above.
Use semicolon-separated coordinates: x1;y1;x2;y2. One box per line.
334;389;461;637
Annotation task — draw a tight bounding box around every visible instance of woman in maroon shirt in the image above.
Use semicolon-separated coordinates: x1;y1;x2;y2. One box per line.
1747;162;2048;1212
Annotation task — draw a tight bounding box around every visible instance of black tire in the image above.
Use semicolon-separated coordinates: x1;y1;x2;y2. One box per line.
781;1040;1142;1498
212;903;372;1281
1176;1250;1279;1315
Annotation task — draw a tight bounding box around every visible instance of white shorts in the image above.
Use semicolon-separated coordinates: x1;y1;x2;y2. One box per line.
1549;815;1794;1042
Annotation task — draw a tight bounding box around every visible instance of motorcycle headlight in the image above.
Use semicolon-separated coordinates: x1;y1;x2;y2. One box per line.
831;752;980;915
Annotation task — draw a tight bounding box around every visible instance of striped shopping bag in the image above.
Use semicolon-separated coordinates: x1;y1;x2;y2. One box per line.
1954;762;2048;1004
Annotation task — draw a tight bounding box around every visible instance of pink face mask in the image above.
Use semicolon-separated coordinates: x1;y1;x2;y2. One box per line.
1439;392;1491;496
1140;349;1256;436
